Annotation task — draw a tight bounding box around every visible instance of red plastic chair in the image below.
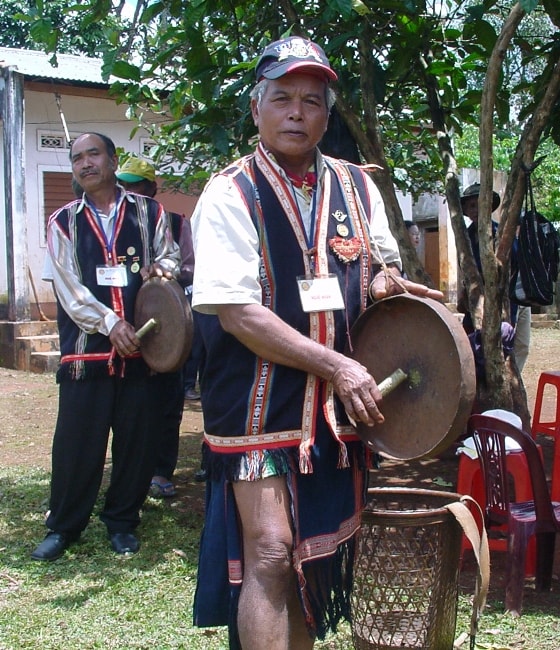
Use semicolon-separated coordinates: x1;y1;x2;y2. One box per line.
532;370;560;440
552;435;560;503
457;448;537;575
467;414;560;614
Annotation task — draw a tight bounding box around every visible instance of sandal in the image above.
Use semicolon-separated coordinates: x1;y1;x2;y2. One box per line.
149;480;177;498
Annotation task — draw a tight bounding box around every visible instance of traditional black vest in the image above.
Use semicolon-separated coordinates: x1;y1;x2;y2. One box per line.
201;149;381;468
52;194;160;380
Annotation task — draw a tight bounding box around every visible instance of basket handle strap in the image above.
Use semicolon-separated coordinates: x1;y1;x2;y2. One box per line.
445;495;490;650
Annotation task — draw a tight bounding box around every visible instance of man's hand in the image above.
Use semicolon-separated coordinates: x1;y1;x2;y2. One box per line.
109;319;140;357
331;359;385;427
139;262;175;282
370;267;444;302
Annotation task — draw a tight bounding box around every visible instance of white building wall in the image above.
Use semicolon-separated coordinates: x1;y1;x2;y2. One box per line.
0;128;6;306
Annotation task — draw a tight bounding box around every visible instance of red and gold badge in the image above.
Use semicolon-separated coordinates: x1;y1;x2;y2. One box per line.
328;236;362;263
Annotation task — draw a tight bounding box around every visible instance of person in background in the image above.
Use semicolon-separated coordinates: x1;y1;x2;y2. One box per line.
459;182;518;381
461;181;530;369
405;220;421;249
32;133;179;561
510;226;531;372
116;156;194;497
183;318;205;401
459;182;501;334
190;36;442;649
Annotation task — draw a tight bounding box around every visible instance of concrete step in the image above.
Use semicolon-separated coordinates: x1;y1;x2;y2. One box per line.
16;333;60;353
531;313;559;322
11;330;60;372
13;320;58;337
30;350;60;374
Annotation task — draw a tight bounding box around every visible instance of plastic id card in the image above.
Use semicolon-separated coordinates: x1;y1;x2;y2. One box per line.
296;274;344;312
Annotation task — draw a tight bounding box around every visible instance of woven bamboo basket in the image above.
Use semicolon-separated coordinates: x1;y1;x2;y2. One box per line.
351;488;464;650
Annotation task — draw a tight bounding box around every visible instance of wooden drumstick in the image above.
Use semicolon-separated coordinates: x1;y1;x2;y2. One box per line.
136;317;158;339
378;367;422;396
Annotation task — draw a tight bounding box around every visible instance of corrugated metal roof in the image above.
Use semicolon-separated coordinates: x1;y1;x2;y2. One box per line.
0;47;112;85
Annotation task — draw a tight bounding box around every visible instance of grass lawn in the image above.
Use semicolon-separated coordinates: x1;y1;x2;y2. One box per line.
1;464;559;649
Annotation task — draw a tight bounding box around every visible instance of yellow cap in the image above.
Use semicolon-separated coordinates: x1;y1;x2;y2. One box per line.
116;157;156;183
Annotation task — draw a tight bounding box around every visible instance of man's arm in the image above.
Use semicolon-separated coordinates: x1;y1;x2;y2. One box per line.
216;303;385;427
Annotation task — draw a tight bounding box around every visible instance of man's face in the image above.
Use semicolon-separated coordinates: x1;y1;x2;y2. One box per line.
251;73;329;169
462;195;479;222
70;134;117;193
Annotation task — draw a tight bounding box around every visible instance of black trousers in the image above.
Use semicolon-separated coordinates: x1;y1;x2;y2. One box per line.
152;370;183;479
46;373;160;536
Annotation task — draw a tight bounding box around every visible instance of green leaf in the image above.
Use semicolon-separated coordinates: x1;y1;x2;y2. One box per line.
519;0;540;12
352;0;370;16
140;1;165;24
210;124;231;156
111;60;142;82
463;18;498;53
327;0;354;21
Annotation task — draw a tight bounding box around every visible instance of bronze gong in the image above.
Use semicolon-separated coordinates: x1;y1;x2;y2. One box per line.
347;294;476;460
134;277;193;373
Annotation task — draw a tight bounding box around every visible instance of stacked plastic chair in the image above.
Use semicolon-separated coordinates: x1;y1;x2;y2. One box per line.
466;413;560;614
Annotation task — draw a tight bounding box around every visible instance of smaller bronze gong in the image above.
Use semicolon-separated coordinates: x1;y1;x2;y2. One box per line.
134;277;193;373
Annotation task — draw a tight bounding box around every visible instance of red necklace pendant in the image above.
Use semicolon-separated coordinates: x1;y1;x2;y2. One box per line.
329;236;362;263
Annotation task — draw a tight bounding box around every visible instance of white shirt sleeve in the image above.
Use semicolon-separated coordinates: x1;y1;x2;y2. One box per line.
191;173;263;314
46;217;121;336
362;172;402;269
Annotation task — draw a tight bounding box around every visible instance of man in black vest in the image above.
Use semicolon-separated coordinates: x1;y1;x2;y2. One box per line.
31;133;179;561
191;37;442;649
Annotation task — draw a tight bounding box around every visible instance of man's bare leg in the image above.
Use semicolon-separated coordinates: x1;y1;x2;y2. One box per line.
233;476;314;650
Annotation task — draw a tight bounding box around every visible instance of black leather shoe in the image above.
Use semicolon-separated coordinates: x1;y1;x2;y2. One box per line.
110;532;140;555
31;532;74;561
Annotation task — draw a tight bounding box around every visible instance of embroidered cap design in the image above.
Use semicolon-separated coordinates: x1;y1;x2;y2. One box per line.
256;36;338;82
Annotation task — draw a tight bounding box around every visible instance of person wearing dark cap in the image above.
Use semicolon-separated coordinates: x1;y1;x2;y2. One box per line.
191;37;442;649
459;182;501;333
461;182;501;273
116;156;197;497
459;182;522;376
461;181;531;372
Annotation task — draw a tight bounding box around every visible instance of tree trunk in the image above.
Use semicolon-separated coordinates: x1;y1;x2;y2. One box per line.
335;28;434;288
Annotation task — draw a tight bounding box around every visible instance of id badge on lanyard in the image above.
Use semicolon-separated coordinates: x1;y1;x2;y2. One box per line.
297;274;344;312
96;264;128;287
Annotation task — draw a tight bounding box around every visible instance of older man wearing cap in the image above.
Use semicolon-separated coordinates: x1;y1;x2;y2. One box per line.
191;37;441;649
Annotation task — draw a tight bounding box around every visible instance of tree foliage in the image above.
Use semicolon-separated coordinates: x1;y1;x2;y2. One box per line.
456;124;560;221
13;2;559;191
0;0;121;56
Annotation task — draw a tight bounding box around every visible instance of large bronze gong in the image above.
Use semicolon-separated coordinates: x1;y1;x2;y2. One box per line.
134;277;193;373
348;294;476;460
